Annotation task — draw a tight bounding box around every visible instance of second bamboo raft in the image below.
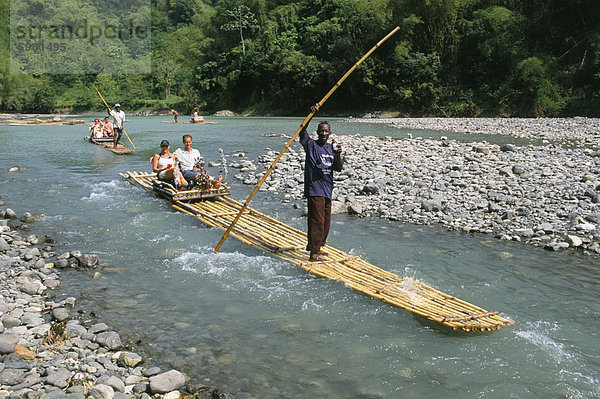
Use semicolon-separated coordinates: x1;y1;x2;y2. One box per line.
85;136;134;154
121;171;514;332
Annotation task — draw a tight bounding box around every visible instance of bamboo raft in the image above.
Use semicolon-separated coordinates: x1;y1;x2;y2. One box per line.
121;170;514;332
84;136;134;154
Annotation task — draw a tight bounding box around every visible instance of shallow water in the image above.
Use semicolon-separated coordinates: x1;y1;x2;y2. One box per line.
1;117;599;398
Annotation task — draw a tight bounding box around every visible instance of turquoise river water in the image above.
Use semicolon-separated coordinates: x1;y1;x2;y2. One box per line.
1;116;598;398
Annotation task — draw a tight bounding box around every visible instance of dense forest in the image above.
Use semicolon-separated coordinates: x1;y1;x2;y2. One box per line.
1;0;599;117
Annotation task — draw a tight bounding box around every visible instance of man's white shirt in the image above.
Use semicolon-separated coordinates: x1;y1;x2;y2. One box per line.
174;148;202;170
110;109;125;128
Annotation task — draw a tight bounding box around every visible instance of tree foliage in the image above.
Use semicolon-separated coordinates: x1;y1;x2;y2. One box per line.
1;0;599;116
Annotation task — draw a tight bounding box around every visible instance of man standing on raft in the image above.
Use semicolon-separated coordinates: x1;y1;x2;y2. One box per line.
300;106;343;262
110;103;125;148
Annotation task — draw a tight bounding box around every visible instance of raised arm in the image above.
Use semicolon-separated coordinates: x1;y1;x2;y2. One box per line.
300;103;319;142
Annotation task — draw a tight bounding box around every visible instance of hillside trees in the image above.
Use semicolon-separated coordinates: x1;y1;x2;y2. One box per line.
0;0;598;116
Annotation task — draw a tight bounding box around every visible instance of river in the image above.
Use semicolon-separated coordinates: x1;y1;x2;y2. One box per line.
1;116;598;398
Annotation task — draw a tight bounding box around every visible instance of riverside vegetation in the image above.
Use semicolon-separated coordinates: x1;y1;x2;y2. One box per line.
1;0;599;117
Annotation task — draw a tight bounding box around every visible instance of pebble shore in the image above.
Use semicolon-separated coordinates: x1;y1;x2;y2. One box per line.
231;118;600;255
0;209;224;399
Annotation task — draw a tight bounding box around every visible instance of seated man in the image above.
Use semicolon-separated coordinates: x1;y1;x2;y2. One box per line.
102;116;113;137
173;134;203;185
173;134;221;188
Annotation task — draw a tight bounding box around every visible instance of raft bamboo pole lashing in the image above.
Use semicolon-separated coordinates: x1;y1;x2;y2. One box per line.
218;196;311;244
122;171;513;332
214;26;401;253
179;204;292;252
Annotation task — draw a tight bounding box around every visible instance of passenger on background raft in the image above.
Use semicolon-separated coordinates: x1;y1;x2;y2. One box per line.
89;119;103;138
299;105;343;262
102;116;113;137
173;134;222;189
151;139;187;188
190;107;204;123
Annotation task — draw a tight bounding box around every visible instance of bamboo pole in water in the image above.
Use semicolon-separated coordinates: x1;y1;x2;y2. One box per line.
214;26;401;253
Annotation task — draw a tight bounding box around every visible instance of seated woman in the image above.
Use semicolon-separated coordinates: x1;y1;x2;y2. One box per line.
89;119;103;138
152;140;187;189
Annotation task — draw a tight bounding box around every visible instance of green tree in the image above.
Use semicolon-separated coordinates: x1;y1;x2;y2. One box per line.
511;56;562;116
221;5;257;56
154;57;180;100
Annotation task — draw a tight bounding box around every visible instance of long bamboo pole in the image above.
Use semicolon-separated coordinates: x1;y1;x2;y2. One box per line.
92;84;135;149
214;26;400;252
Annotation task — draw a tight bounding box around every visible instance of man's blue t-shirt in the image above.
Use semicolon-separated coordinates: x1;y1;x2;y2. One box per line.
300;131;335;199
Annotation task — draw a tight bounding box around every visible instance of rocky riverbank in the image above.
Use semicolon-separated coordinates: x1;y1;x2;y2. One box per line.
348;116;600;144
0;114;87;126
231;118;600;255
0;209;225;398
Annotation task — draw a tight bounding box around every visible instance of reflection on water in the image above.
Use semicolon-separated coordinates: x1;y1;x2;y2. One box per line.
1;117;599;398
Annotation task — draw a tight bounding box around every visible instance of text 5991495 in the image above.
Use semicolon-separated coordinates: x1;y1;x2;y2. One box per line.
15;42;67;52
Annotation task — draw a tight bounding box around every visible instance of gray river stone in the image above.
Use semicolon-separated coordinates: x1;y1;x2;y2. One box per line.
95;331;122;350
23;247;40;260
149;370;186;393
142;366;161;377
0;368;25;385
0;341;15;354
0;238;10;251
21;313;44;327
46;368;72;388
52;307;69;322
1;315;21;328
20;212;36;223
118;351;143;368
89;384;115;399
89;322;109;334
75;253;100;268
105;375;126;392
5;208;18;219
20;281;45;295
0;333;19;344
66;322;87;338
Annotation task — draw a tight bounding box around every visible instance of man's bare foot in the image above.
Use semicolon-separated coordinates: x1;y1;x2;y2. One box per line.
309;252;321;262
